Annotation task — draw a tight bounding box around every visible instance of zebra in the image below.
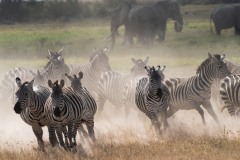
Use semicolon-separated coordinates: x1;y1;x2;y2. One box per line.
45;79;87;150
97;56;149;114
135;66;169;135
165;53;231;125
211;59;240;110
220;75;240;116
13;77;58;151
0;49;66;103
65;72;97;142
0;67;34;103
66;47;111;96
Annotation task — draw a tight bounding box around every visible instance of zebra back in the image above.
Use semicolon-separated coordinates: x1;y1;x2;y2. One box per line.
66;47;111;94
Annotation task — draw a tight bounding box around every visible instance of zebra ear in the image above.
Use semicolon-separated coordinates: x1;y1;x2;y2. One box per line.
16;77;22;87
144;66;150;73
48;80;54;88
60;79;65;88
79;72;83;80
103;47;109;54
131;58;137;64
144;56;149;64
221;54;225;61
65;73;73;81
58;47;64;55
29;79;34;88
160;65;166;72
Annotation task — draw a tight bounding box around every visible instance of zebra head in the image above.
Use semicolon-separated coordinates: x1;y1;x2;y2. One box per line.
145;66;165;98
48;79;65;117
29;70;47;87
208;53;231;79
65;72;83;92
14;78;35;114
90;47;111;74
131;56;149;77
44;48;65;70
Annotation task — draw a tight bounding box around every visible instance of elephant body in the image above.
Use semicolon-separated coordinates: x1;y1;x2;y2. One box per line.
210;4;240;35
110;0;183;47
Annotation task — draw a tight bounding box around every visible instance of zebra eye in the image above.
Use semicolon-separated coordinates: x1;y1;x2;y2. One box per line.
24;92;28;96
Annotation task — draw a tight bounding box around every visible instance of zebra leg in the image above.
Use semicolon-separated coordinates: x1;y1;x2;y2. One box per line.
55;128;66;150
202;100;219;124
78;123;88;139
32;126;45;152
167;106;178;118
47;125;58;147
147;114;161;136
86;119;96;142
194;105;206;125
97;93;107;113
61;126;70;150
160;110;169;131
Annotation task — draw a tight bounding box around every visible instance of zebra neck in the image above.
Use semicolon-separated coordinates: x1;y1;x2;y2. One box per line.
29;93;42;113
197;69;214;89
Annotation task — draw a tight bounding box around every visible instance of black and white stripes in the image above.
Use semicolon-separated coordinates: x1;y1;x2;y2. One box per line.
14;77;58;151
135;66;169;135
165;53;231;125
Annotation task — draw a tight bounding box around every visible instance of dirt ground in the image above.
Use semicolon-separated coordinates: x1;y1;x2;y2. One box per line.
0;65;239;154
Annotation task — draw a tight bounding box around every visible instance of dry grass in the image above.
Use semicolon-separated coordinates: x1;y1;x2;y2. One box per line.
1;4;240;160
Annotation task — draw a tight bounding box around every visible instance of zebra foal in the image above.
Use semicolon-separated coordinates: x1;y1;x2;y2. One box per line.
45;79;87;150
14;78;58;151
165;53;231;125
65;72;97;142
135;65;169;135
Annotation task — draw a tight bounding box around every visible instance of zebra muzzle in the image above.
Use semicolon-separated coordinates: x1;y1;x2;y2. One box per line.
157;88;163;99
14;102;22;114
54;106;61;117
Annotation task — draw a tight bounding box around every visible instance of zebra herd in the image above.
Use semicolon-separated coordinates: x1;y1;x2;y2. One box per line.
2;48;240;152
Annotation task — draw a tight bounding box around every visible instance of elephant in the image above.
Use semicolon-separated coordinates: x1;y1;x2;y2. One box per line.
109;0;183;47
210;4;240;35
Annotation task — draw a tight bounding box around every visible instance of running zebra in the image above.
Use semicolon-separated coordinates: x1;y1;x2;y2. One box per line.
165;53;231;125
14;78;58;151
135;66;169;135
65;72;97;142
45;79;87;149
66;47;111;96
97;56;149;113
0;49;66;103
220;75;240;116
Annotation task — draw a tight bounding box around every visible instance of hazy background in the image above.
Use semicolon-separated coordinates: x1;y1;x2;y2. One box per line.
0;0;240;158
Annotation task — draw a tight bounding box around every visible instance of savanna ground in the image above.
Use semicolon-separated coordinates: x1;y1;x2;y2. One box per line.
1;4;240;160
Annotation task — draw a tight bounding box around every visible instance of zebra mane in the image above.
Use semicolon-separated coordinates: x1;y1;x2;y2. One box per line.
196;54;221;74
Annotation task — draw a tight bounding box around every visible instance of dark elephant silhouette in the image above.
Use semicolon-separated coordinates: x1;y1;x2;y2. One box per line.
210;4;240;35
109;0;183;47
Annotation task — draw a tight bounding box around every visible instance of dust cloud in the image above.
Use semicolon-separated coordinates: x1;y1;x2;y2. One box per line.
0;54;239;152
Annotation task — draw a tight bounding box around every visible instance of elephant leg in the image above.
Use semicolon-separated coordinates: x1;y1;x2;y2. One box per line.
215;25;221;35
234;25;240;36
157;22;166;42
